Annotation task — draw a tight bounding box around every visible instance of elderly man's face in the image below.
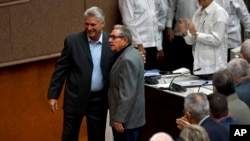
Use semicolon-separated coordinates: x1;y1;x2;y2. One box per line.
109;29;127;52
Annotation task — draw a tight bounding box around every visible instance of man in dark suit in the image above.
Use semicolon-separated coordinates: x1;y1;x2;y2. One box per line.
47;6;115;141
176;93;229;141
108;25;145;141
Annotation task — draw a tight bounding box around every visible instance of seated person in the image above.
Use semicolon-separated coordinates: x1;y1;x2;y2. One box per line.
227;58;250;108
149;132;174;141
207;93;238;131
176;93;229;141
239;39;250;64
176;124;210;141
212;68;250;124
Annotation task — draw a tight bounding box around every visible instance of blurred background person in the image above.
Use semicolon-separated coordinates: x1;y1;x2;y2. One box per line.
164;0;199;71
155;0;168;70
212;68;250;124
149;132;174;141
207;93;239;132
177;124;210;141
176;93;229;141
227;58;250;108
119;0;163;70
239;39;250;64
215;0;250;61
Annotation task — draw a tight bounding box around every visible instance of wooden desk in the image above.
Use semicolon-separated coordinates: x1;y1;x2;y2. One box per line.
140;75;213;140
140;85;184;140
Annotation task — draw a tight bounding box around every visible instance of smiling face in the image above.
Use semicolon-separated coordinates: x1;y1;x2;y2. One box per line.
109;29;127;52
84;16;105;42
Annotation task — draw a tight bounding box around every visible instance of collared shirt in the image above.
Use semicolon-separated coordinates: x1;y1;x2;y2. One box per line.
166;0;199;36
184;1;228;75
88;33;103;91
118;0;158;49
215;0;250;49
198;115;210;125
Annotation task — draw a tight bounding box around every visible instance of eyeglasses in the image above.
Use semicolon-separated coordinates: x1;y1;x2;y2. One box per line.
109;35;125;40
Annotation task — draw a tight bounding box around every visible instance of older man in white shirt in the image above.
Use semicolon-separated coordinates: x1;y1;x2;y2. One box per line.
178;0;229;80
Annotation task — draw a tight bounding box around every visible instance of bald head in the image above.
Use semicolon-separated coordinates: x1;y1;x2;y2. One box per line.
240;39;250;64
149;132;173;141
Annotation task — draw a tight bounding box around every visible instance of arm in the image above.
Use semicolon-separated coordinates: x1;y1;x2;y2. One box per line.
166;0;177;42
235;0;250;31
114;59;139;126
190;10;229;47
47;38;71;112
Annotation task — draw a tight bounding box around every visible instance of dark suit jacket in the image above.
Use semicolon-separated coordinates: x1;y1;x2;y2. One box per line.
201;116;229;141
48;31;115;115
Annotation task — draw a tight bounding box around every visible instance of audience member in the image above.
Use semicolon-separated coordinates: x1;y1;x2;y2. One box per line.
227;58;250;108
118;0;163;70
207;93;239;131
177;124;210;141
165;0;199;71
212;68;250;124
149;132;174;141
215;0;250;61
178;0;228;80
47;6;115;141
176;93;229;141
240;39;250;64
108;24;145;141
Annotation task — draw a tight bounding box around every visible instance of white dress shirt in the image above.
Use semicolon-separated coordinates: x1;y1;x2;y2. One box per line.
215;0;250;49
166;0;199;36
184;1;229;75
118;0;159;49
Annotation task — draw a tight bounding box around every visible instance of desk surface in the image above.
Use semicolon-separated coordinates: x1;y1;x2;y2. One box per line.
141;74;213;140
146;74;213;97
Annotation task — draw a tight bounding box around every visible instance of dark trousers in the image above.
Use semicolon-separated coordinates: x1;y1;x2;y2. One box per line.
112;127;142;141
163;35;193;71
145;47;158;70
62;91;108;141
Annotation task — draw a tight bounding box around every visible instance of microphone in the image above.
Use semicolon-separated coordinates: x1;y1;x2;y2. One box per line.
167;68;201;92
197;81;209;93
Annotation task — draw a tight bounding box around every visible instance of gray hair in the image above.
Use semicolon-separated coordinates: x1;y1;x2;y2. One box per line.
184;93;210;120
84;6;105;22
228;58;249;78
180;124;210;141
113;24;132;44
240;39;250;63
149;132;174;141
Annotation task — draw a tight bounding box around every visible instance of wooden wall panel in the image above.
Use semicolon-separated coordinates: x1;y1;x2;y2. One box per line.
0;58;87;141
0;0;85;65
0;7;12;63
0;0;121;67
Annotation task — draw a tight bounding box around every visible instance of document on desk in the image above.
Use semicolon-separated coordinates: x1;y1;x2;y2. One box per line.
174;80;212;87
144;69;160;77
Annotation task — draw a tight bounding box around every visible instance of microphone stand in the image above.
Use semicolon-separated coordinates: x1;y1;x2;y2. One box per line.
197;81;209;93
167;68;202;93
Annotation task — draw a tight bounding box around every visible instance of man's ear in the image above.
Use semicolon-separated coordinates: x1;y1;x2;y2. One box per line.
213;86;217;92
